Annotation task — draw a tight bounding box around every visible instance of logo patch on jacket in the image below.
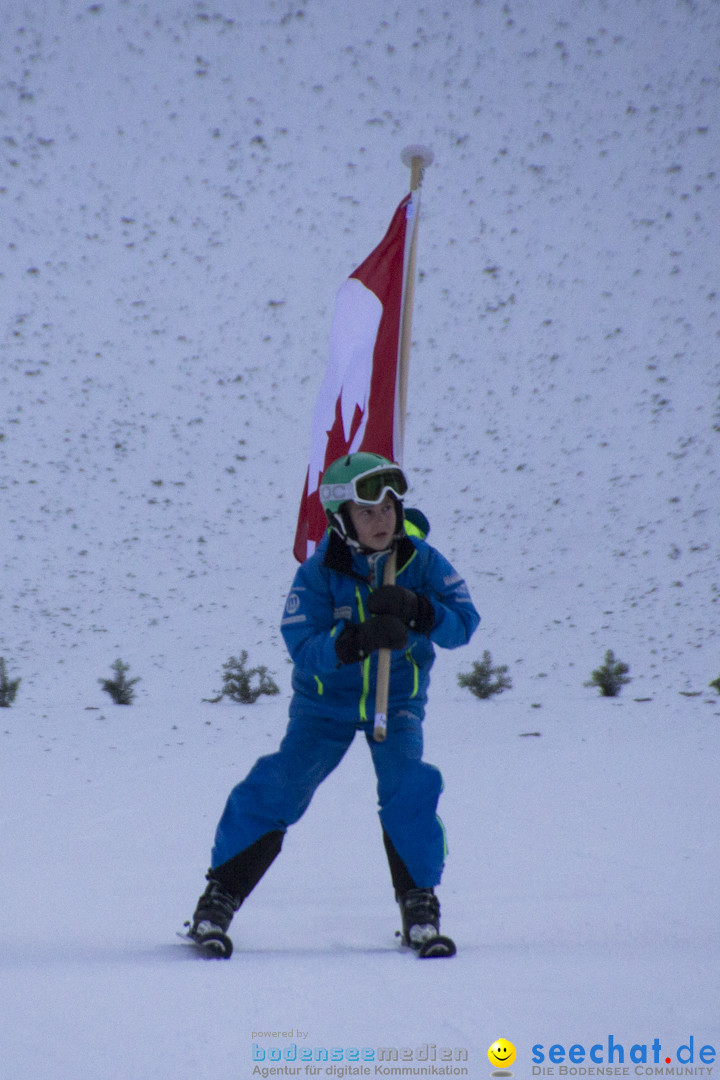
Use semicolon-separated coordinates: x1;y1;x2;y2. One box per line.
333;605;352;622
282;591;306;625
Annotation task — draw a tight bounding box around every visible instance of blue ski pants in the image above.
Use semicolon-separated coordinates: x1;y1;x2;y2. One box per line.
211;704;447;888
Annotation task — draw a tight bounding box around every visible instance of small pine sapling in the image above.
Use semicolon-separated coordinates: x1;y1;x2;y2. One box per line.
0;657;21;707
709;675;720;696
585;649;631;697
99;658;141;705
207;651;280;705
457;650;512;699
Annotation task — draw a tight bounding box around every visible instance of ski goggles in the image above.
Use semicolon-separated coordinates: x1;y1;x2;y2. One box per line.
320;466;408;507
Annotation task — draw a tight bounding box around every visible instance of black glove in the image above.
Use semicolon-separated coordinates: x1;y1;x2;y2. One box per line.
334;615;409;665
367;585;435;636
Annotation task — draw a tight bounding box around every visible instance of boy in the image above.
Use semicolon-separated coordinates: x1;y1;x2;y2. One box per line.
187;452;479;956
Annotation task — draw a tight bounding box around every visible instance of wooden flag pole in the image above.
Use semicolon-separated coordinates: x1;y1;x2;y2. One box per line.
373;144;434;743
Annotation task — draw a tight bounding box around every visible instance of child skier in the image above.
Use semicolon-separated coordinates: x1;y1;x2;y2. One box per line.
186;452;480;956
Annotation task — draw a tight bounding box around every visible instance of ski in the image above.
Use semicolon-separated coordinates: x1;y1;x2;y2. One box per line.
177;924;233;959
416;933;456;958
397;930;457;958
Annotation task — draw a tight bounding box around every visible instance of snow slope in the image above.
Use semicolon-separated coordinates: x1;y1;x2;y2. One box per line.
1;2;719;1078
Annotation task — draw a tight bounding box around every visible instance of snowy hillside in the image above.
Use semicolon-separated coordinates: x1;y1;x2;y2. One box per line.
1;2;719;1078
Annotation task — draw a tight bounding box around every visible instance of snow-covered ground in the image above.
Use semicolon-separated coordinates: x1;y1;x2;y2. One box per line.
1;2;719;1077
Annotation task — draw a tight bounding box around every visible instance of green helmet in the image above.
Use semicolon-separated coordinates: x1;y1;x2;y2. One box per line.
319;452;408;547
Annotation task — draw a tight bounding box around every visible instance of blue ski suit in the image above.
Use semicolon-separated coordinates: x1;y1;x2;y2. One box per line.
211;523;480;890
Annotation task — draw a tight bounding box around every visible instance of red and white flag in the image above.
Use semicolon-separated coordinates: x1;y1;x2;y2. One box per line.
293;192;418;562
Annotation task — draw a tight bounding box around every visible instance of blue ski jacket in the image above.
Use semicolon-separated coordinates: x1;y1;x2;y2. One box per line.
281;524;480;723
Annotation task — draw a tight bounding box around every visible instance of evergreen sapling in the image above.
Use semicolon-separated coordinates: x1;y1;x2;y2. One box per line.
206;651;280;705
457;650;512;699
585;649;631;697
0;657;21;707
99;658;141;705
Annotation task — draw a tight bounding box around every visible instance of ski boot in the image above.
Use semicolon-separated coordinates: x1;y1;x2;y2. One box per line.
184;875;239;958
397;887;456;958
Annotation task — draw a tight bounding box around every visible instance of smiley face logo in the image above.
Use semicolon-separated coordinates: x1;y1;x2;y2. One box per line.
488;1039;516;1071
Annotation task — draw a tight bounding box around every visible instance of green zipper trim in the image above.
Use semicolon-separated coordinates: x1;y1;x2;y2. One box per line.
314;675;324;696
355;585;370;722
396;546;418;576
406;650;419;698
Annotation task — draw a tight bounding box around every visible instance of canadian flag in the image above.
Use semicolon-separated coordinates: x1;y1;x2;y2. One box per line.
293;193;417;562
